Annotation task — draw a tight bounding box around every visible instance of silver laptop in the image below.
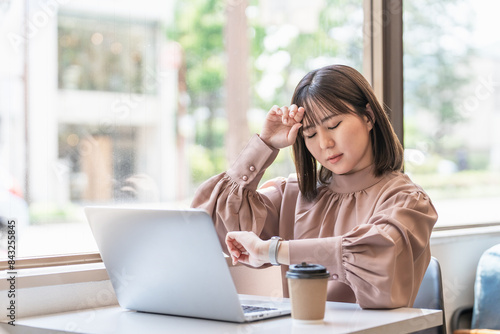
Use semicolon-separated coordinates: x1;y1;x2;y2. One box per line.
84;206;291;322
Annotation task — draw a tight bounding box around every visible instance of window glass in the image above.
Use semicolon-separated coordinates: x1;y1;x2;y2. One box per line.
403;0;500;227
58;15;157;94
0;0;363;258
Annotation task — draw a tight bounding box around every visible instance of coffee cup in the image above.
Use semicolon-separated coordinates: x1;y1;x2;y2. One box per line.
286;262;329;324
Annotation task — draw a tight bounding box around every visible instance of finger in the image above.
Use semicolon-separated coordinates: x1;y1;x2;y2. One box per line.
231;249;237;259
287;123;303;143
234;244;246;254
228;244;241;259
294;106;305;122
225;235;239;252
227;239;242;254
281;106;290;117
226;233;249;257
266;106;282;122
289;104;298;118
274;105;283;115
281;106;290;125
235;253;250;266
269;105;280;114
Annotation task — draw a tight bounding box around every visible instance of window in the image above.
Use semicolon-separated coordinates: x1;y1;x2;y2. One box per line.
58;15;157;94
403;0;500;228
0;0;363;260
4;0;496;264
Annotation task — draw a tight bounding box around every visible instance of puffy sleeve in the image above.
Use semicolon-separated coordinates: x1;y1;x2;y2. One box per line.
191;135;285;254
289;186;438;309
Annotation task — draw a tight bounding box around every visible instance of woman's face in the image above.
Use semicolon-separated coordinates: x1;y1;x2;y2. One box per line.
302;109;374;175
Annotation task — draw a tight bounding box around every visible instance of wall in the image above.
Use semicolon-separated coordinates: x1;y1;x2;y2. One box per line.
430;226;500;331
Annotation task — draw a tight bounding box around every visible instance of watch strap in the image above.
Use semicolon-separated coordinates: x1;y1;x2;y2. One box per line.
269;236;283;266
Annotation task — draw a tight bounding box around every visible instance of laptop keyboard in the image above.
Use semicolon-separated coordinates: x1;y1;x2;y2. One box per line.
242;305;278;314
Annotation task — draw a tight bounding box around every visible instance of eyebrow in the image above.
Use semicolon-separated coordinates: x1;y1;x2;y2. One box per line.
302;114;338;132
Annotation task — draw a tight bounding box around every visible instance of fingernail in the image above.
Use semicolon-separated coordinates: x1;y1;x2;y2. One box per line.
290;112;294;117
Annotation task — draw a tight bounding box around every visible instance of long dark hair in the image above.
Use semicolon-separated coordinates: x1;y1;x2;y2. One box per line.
291;65;404;201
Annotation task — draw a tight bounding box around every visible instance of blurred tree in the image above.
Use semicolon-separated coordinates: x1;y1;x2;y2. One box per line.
167;0;363;183
167;0;225;155
168;0;267;172
403;0;475;158
251;0;363;109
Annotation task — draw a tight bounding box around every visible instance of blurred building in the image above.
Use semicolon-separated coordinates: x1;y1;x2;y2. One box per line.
0;0;184;208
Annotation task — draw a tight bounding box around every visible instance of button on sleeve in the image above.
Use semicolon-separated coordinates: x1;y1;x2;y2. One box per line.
226;134;279;189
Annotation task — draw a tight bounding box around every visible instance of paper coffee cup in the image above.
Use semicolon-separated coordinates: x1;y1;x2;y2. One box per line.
286;262;329;323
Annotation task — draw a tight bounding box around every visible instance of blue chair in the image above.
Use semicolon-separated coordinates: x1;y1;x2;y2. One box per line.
413;257;447;334
471;244;500;329
451;244;500;333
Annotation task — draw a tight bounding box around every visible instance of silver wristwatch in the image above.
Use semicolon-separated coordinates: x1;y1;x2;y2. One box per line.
269;236;283;266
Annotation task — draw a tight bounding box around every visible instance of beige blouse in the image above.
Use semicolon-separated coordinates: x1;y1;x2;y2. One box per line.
191;134;438;309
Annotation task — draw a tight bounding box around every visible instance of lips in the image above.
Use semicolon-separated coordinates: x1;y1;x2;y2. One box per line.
327;153;343;164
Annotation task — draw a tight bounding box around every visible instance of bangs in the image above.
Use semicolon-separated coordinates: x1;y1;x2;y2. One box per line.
291;64;404;201
296;89;354;130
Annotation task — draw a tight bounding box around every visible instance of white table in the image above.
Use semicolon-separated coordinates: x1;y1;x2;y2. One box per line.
7;295;442;334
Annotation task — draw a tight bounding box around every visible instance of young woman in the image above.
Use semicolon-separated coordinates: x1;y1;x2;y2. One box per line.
191;64;438;309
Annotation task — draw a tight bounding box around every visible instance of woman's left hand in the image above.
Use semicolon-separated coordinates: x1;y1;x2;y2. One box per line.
225;231;270;267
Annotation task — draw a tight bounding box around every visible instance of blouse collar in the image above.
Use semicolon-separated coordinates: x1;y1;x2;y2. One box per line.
328;164;384;194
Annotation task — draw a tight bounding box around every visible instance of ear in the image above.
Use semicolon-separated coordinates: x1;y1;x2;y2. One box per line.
365;103;375;130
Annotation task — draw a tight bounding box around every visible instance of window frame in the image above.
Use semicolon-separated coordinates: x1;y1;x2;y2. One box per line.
0;253;101;271
363;0;404;146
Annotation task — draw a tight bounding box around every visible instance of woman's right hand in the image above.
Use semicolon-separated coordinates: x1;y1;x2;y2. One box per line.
225;231;269;267
259;104;305;149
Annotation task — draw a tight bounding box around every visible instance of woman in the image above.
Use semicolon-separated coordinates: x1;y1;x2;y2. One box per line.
191;64;438;309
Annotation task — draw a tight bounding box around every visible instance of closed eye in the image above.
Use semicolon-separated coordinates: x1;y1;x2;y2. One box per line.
306;133;316;139
304;121;342;139
328;121;342;130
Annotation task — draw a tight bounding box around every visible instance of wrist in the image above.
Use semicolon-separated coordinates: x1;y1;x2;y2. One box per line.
261;240;272;264
277;241;289;265
258;134;276;150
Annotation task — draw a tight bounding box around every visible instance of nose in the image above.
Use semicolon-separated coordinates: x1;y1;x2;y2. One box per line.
317;128;334;150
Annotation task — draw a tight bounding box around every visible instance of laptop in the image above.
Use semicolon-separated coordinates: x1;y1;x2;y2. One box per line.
84;206;291;322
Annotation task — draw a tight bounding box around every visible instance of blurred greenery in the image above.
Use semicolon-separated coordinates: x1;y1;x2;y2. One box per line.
168;0;363;187
190;117;228;184
403;0;478;171
169;0;495;201
29;202;84;225
411;170;500;199
167;0;227;160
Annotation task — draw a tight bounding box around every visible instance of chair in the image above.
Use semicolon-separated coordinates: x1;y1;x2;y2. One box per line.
451;244;500;334
413;257;447;334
